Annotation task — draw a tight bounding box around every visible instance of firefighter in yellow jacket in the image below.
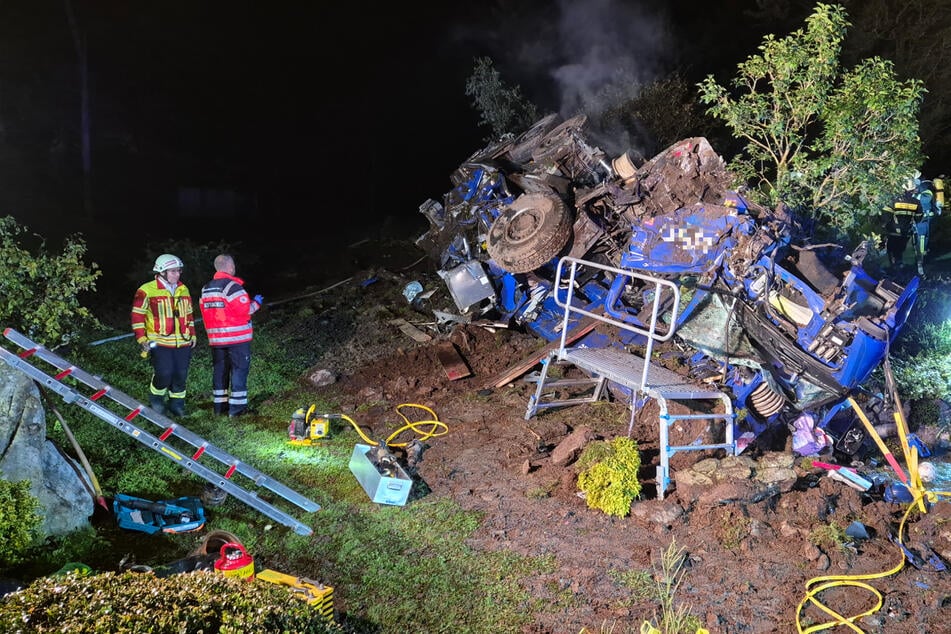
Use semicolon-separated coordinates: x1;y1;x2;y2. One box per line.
131;254;196;416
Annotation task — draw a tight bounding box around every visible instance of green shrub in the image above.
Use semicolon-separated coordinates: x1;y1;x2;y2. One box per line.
0;480;41;567
0;570;342;633
892;353;951;401
576;437;642;517
0;216;101;347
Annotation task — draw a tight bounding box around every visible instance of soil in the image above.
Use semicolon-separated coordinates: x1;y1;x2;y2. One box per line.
268;239;951;634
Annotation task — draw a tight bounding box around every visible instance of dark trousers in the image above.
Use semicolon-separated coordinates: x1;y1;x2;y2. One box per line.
150;345;192;401
211;342;251;415
149;346;192;415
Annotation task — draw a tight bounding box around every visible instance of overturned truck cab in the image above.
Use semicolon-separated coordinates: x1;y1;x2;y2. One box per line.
416;114;917;462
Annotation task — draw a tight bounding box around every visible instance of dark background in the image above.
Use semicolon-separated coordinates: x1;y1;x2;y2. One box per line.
0;1;946;297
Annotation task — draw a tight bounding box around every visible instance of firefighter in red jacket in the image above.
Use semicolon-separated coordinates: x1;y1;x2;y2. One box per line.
199;254;262;417
131;253;196;416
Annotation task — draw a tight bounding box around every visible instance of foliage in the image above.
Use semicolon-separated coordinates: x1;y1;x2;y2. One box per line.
0;570;342;633
808;520;852;554
35;314;549;632
316;497;549;632
0;216;101;347
0;480;41;567
576;437;642;517
597;73;720;157
892;353;951;401
640;538;706;634
890;281;951;401
697;3;925;238
465;56;539;140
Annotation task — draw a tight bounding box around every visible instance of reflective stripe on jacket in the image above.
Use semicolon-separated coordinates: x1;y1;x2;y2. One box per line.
131;279;195;348
199;272;259;346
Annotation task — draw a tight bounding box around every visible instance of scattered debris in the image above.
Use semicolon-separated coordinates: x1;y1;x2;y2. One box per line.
414;114;917;456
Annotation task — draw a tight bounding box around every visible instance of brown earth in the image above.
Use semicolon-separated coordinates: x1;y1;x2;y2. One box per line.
270;239;951;634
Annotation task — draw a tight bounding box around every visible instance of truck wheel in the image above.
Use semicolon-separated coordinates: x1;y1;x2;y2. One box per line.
486;192;572;273
504;113;560;164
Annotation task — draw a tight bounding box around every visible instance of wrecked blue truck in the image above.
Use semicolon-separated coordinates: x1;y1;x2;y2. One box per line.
415;114;917;458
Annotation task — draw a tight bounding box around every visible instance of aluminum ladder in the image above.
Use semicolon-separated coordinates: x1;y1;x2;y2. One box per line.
0;327;319;535
524;257;736;499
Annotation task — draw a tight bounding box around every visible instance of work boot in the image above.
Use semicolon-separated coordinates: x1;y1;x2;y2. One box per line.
148;395;166;415
167;398;186;417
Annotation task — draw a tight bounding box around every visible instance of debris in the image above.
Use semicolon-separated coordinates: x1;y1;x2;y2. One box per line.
415;113;917;457
845;521;870;540
480;315;600;389
389;318;432;343
435;341;471;380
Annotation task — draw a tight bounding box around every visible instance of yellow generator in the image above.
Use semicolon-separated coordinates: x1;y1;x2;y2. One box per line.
288;405;337;446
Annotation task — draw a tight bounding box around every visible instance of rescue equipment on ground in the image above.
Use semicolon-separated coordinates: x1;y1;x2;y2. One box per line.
214;542;255;581
257;569;335;622
113;493;205;534
288;405;339;445
0;328;320;536
343;404;448;506
349;443;414;506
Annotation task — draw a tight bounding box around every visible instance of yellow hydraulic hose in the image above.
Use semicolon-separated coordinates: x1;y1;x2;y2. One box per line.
340;403;447;449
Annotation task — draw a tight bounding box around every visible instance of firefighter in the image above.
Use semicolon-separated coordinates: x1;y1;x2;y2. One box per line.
882;171;944;274
131;254;197;416
883;177;920;269
915;173;944;262
199;254;262;417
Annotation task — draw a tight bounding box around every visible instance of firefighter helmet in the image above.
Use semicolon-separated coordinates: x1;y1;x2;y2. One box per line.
905;170;922;192
153;254;184;274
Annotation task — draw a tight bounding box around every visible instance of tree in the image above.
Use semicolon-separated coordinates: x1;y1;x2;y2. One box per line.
596;73;721;158
465;57;539;141
0;216;101;347
697;3;925;237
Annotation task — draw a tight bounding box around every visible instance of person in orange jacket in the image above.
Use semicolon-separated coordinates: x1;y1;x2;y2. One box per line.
199;254;262;417
131;253;196;416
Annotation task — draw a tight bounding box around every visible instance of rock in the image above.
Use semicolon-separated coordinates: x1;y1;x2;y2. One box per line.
753;466;798;492
0;363;93;538
305;368;336;387
550;425;595;467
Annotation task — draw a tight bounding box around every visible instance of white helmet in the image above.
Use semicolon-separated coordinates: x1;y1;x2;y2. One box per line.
153;254;184;274
905;170;922;192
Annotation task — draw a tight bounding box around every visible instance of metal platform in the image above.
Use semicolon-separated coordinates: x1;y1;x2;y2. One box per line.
524;257;736;499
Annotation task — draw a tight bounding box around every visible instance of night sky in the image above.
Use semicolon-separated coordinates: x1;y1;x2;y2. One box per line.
0;1;940;290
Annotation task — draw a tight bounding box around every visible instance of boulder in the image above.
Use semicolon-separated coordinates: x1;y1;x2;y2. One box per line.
0;363;93;538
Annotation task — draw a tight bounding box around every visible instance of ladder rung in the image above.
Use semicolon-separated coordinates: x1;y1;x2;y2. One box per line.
0;328;321;534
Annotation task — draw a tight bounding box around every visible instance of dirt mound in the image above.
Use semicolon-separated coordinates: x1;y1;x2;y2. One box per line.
270;253;951;633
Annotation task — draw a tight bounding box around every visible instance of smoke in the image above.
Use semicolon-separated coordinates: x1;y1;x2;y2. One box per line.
547;0;672;118
449;0;676;156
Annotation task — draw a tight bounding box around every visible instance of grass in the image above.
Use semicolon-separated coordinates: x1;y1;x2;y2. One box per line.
11;319;556;632
808;521;854;556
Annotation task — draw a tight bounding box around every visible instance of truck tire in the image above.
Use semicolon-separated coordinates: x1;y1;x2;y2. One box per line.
504;113;560;164
486;192;572;273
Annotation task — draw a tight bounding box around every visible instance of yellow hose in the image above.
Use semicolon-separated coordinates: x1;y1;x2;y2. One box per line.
340;403;448;449
796;489;951;632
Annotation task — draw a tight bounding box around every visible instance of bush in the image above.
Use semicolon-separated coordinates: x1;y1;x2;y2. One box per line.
576;436;642;517
0;480;41;567
0;570;342;633
0;216;101;347
892;353;951;402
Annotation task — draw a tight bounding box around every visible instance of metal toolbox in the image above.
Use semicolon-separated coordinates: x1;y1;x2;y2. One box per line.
348;443;413;506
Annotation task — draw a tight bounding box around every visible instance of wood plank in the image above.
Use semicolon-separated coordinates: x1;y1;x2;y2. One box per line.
480;315;600;389
389;319;432;343
436;341;472;381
